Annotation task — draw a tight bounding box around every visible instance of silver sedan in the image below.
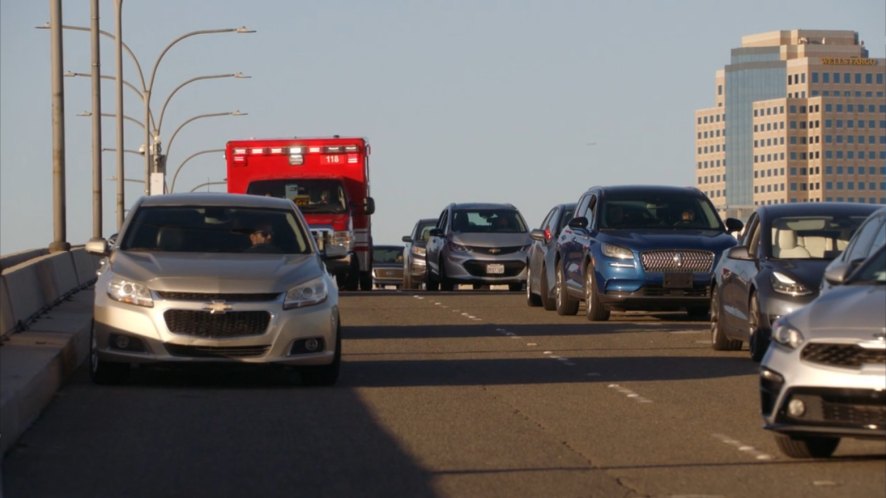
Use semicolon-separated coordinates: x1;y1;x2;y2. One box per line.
760;244;886;458
85;193;341;386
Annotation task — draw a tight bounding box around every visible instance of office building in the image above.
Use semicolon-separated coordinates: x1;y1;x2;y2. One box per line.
695;29;886;220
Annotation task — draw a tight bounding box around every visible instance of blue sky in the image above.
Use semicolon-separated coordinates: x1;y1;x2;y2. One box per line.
2;0;884;255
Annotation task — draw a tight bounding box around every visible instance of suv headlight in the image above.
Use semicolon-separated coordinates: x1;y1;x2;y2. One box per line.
411;245;426;257
601;243;633;260
284;276;329;309
771;319;805;349
108;276;153;307
770;271;812;296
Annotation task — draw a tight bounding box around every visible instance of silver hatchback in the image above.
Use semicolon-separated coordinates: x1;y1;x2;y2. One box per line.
85;193;341;386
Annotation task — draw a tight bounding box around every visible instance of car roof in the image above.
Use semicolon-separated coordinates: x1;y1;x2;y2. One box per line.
754;202;882;217
589;184;705;197
449;202;518;210
136;192;296;210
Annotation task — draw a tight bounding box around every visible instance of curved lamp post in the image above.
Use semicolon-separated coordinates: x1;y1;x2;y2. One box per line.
190;180;228;192
169;148;224;193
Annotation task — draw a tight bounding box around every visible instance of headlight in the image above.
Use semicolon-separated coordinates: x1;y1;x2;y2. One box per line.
601;243;633;260
411;245;426;257
771;319;805;349
447;241;471;253
770;271;812;296
107;277;153;307
284;276;329;309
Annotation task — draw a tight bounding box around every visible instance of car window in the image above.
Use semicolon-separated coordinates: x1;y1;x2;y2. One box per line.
770;215;870;260
120;206;312;254
846;245;886;284
844;215;886;262
373;247;404;264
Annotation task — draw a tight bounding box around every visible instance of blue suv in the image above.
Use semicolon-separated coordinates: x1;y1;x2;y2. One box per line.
554;185;743;320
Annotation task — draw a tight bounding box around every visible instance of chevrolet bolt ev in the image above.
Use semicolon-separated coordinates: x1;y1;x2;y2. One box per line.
425;203;531;291
554;185;743;320
85;193;341;386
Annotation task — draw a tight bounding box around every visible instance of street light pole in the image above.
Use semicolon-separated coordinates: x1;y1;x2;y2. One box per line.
49;0;69;253
89;0;103;242
168;148;224;193
113;0;125;228
143;27;254;195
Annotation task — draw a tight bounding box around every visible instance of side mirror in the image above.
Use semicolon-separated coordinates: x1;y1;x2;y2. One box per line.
725;218;744;233
823;261;852;286
568;217;588;229
529;229;545;242
85;239;110;256
402;235;413;243
364;197;376;215
726;245;752;260
428;227;444;238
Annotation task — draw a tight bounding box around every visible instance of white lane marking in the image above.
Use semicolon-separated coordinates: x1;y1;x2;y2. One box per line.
711;433;773;460
607;383;653;403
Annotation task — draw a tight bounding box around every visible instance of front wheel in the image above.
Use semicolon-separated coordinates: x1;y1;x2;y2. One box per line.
711;287;742;351
748;293;770;362
774;434;840;458
90;322;129;385
584;263;610;321
555;263;579;316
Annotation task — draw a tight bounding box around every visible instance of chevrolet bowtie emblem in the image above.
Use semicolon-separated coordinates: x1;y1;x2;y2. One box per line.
488;248;501;254
203;300;233;315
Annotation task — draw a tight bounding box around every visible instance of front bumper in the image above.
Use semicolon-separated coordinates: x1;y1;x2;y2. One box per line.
760;343;886;439
597;271;712;311
93;290;339;367
442;253;527;285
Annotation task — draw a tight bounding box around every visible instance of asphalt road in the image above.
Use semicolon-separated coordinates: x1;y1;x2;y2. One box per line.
3;291;885;498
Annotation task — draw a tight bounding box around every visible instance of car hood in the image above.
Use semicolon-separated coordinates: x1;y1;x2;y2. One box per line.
761;259;831;290
109;251;325;293
598;230;736;252
788;285;886;339
450;232;531;247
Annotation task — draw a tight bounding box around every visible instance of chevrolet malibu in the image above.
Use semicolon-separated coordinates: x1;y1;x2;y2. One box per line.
85;193;341;386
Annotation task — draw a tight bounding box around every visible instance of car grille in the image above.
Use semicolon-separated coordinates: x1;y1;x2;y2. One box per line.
463;260;525;277
641;250;714;272
374;268;402;279
801;343;886;368
164;344;270;358
164;310;270;337
466;245;526;256
156;292;280;302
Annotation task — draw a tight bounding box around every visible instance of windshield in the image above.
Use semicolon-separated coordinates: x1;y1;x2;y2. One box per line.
119;206;313;254
770;215;869;260
373;246;404;264
247;179;348;214
600;194;722;230
452;209;528;233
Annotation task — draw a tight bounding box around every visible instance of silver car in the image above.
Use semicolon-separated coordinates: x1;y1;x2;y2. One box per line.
760;244;886;458
425;203;531;291
85;193;341;386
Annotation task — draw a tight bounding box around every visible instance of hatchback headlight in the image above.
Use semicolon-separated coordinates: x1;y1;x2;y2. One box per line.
770;271;812;296
601;243;633;260
284;276;329;309
771;319;805;349
107;277;153;308
447;241;471;253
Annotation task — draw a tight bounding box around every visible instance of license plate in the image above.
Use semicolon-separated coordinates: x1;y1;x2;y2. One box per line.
663;272;693;289
486;263;505;275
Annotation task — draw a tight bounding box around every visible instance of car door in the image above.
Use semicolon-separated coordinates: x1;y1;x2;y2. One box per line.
560;193;596;297
425;209;448;278
719;211;762;336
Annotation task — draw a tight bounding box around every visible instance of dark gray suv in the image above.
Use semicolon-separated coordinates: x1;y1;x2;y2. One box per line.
425;203;531;291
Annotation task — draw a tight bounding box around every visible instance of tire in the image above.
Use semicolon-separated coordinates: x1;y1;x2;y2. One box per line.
584;262;610;321
774;434;840;459
403;272;413;290
439;263;454;291
540;265;556;311
555;262;579;316
89;322;129;385
748;292;770;362
359;271;373;291
711;287;742;351
425;259;439;291
300;322;342;386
